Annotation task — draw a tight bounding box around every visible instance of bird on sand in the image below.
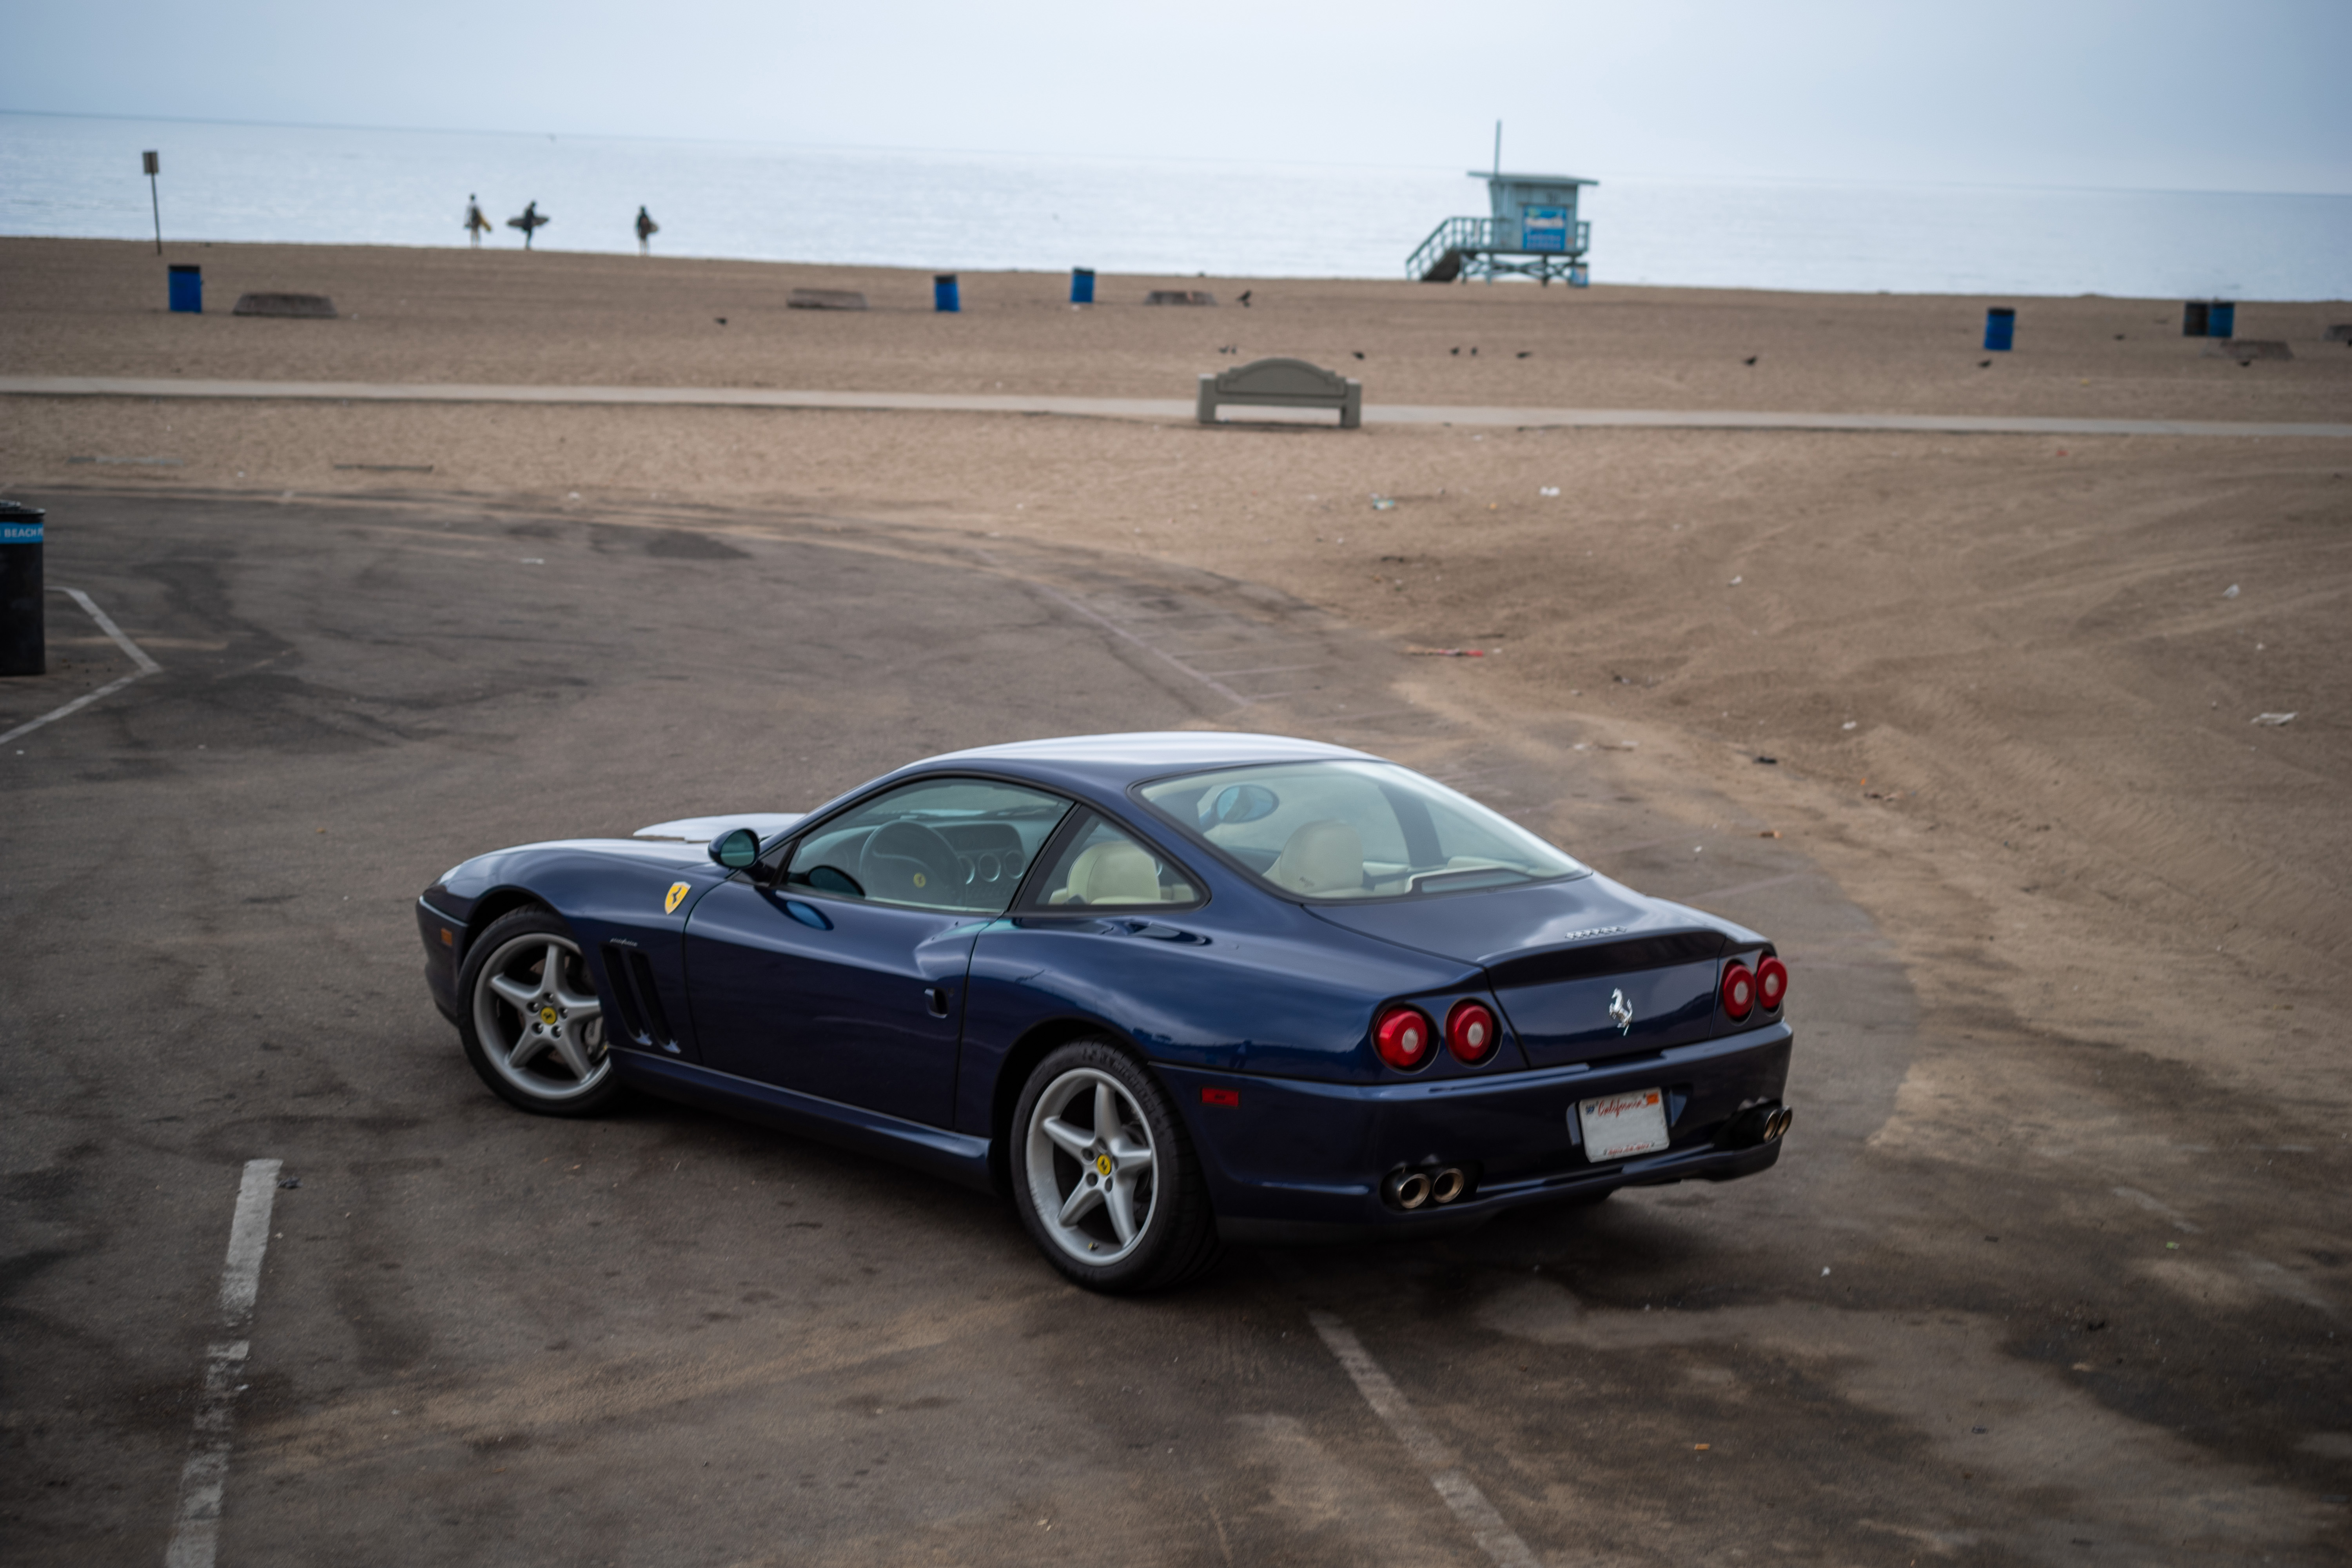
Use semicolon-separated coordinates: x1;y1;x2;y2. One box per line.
1238;290;1252;307
1743;356;1758;365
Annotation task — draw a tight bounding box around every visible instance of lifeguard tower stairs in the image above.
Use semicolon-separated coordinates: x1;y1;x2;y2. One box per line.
1408;170;1595;286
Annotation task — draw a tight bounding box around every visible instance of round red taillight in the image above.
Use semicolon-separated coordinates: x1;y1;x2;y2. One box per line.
1756;955;1787;1011
1446;1001;1499;1064
1373;1005;1435;1071
1720;962;1756;1022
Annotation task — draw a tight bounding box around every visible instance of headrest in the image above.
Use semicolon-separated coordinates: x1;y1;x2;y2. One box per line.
1267;819;1363;895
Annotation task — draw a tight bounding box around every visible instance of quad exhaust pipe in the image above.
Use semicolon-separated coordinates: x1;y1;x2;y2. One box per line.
1383;1165;1473;1211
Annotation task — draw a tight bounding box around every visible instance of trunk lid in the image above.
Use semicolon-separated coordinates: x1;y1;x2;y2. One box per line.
1306;875;1732;1067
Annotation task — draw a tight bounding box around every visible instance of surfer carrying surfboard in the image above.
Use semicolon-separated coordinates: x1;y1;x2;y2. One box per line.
635;206;659;256
463;195;492;248
507;201;549;249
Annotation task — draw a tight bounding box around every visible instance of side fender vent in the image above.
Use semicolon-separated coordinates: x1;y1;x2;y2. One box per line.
602;943;677;1052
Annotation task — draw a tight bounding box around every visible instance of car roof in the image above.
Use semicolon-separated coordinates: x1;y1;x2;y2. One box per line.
909;731;1377;794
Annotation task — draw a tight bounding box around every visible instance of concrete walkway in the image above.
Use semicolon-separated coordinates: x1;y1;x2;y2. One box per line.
5;374;2346;439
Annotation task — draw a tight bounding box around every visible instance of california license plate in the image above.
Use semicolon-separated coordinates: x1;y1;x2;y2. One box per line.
1578;1088;1670;1160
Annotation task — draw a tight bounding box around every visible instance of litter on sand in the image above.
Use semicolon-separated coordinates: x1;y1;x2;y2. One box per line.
1407;646;1487;657
276;1175;301;1189
1759;829;1782;838
1842;720;1858;731
2252;712;2297;726
1539;486;1561;497
2223;584;2241;598
1370;495;1397;510
1755;755;1778;765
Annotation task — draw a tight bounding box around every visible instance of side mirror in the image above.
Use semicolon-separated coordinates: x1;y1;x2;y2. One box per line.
710;826;762;871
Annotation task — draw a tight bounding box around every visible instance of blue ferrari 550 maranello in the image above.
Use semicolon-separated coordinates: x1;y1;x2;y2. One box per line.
416;733;1793;1293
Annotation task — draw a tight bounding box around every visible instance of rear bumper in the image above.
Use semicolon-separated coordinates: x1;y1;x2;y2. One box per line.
1160;1020;1793;1243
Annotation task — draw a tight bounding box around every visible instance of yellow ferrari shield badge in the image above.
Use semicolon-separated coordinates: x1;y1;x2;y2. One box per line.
1094;1152;1114;1177
664;881;691;914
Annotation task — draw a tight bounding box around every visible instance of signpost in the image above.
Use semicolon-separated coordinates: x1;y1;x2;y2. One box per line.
142;150;162;254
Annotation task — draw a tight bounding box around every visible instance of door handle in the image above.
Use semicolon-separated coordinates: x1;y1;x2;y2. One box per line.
922;985;952;1018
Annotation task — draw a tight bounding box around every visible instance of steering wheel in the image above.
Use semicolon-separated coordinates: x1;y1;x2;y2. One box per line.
857;820;966;905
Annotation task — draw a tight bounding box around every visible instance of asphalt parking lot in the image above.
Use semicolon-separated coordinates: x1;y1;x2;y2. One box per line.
4;488;2343;1566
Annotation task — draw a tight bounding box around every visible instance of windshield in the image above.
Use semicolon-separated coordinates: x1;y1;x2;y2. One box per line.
1136;760;1588;900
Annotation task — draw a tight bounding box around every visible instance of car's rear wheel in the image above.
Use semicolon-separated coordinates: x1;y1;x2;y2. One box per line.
1012;1040;1222;1293
457;907;622;1116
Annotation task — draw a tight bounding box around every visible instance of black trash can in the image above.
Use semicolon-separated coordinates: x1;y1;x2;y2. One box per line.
2182;301;2209;338
0;500;45;677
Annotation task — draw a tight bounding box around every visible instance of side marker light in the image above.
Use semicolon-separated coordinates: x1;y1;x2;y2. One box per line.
1200;1086;1240;1107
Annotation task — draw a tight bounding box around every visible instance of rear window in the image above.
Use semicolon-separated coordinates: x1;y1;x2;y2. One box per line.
1135;760;1587;901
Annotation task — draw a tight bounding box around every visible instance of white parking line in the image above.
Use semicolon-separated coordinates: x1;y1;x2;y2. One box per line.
1308;1310;1542;1568
0;588;163;747
163;1158;282;1568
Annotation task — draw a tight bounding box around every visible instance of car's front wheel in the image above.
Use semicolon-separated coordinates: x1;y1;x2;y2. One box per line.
456;907;623;1117
1012;1040;1222;1293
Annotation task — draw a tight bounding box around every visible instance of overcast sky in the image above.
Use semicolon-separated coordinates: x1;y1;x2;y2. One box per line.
7;0;2347;194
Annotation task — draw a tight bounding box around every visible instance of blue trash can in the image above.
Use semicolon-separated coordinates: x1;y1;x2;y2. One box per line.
0;500;45;678
168;264;202;314
2207;301;2235;339
1983;307;2015;352
934;274;960;314
1070;267;1095;305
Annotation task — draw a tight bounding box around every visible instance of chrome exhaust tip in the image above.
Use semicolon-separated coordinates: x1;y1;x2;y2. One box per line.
1724;1102;1791;1148
1384;1169;1433;1210
1431;1167;1467;1205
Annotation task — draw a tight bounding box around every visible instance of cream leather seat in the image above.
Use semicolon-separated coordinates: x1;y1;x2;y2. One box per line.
1049;840;1163;905
1267;819;1364;896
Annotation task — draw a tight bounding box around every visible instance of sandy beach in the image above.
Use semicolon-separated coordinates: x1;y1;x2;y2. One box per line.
6;241;2348;1058
6;240;2349;1058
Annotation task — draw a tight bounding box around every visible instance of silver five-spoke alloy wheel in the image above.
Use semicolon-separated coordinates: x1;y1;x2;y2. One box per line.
470;929;610;1104
1024;1067;1160;1265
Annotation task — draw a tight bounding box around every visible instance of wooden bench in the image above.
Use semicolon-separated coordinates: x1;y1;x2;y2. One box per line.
232;292;337;318
1196;357;1362;430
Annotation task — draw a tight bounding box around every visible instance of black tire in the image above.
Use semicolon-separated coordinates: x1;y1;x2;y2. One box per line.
1009;1039;1224;1294
456;907;625;1118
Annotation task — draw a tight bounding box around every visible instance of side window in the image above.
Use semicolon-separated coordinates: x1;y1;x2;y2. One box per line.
782;777;1071;914
1030;815;1200;909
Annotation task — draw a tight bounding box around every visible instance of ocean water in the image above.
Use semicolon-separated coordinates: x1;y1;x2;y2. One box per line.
4;111;2347;301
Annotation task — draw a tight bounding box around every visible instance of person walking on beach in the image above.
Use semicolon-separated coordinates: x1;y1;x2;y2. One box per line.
507;200;549;249
635;205;659;256
463;194;492;248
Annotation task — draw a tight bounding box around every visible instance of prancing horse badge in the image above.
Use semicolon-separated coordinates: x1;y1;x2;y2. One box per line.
664;881;691;915
1608;987;1634;1034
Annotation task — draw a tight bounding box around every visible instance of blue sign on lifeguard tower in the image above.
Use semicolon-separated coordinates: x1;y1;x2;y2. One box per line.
1408;163;1595;286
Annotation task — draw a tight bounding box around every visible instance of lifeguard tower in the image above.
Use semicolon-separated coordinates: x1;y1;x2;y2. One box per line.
1407;170;1595;286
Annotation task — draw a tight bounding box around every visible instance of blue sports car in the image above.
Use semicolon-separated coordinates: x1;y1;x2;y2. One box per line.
416;733;1793;1292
